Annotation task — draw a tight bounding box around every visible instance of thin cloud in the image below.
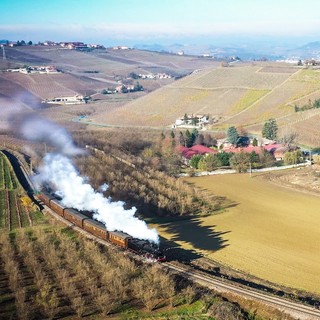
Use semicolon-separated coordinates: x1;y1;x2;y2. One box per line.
2;19;320;40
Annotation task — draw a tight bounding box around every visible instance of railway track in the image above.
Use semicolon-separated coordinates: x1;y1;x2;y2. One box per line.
163;262;320;320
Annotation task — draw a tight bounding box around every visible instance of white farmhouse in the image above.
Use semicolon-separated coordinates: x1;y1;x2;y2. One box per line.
42;95;85;105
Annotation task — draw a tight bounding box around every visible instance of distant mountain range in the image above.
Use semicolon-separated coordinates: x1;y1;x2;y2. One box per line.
134;41;320;61
288;41;320;59
2;37;320;61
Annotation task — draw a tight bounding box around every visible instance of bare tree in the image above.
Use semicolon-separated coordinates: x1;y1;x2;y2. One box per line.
182;285;197;305
15;287;29;320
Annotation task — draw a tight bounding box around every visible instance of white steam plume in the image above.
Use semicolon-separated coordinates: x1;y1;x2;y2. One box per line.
20;115;159;243
35;153;159;243
20;115;83;156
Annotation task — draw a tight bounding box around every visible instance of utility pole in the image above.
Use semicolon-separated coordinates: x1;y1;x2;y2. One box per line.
1;45;6;60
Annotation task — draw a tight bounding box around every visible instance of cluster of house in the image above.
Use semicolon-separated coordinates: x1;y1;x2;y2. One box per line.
111;46;131;50
2;42;28;47
41;41;104;50
7;65;60;74
41;95;85;105
303;59;320;66
40;41;104;50
177;142;293;163
115;84;135;92
103;83;143;95
3;40;104;50
138;73;172;79
173;114;210;128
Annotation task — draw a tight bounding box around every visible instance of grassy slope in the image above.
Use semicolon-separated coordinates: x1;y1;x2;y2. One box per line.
152;172;320;294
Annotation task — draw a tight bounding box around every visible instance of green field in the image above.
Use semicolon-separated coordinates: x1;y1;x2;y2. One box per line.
0;151;43;229
153;172;320;294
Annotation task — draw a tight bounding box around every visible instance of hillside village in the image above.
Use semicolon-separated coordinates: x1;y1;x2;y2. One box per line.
3;40;105;50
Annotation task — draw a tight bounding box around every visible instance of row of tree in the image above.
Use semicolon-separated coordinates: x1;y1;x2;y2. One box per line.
190;149;275;172
294;98;320;112
179;129;217;148
76;148;217;216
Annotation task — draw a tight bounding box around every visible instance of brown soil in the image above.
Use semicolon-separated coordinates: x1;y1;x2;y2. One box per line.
262;165;320;196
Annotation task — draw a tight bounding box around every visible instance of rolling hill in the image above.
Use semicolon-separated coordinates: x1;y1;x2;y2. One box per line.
2;46;320;146
90;63;320;146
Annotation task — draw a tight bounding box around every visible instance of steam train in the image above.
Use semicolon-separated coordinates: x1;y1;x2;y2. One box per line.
38;192;166;262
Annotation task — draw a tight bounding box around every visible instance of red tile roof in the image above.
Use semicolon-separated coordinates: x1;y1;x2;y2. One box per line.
177;143;287;159
263;144;283;152
177;144;217;159
223;144;284;154
190;145;218;154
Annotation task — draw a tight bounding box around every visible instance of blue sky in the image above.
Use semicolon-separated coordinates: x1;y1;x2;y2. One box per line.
1;0;320;46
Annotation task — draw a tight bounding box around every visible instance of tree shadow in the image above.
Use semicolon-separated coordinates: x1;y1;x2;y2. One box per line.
183;180;239;213
156;217;230;263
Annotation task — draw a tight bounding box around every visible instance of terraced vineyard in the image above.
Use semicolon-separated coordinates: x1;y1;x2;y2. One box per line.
4;46;320;146
0;151;40;230
1;72;104;99
92;64;299;126
90;63;320;146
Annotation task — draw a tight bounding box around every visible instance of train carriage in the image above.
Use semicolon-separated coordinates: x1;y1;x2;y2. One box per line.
109;231;131;248
38;192;54;207
64;208;87;228
83;218;108;240
49;198;65;217
38;192;165;262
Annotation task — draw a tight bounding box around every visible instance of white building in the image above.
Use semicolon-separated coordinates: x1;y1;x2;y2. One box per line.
174;114;210;128
42;95;85;105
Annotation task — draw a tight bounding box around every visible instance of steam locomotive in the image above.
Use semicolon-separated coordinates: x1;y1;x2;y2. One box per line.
38;192;166;262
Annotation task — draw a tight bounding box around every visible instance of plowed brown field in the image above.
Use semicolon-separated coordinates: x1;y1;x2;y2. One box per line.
153;171;320;294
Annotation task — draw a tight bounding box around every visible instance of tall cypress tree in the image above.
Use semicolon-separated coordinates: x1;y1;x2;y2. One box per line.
227;126;239;146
